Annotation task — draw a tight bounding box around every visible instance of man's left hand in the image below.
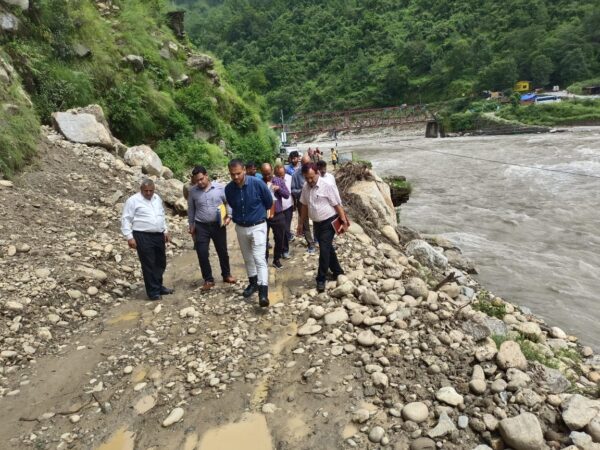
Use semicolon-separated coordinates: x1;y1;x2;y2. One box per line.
164;233;171;243
224;216;232;226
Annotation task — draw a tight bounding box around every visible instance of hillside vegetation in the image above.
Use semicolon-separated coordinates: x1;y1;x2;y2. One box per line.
180;0;600;120
0;0;277;177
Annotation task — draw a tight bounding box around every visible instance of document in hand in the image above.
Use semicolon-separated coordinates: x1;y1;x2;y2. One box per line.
331;216;348;234
216;204;227;227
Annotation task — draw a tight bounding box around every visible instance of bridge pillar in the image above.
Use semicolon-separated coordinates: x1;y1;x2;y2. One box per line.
425;121;438;138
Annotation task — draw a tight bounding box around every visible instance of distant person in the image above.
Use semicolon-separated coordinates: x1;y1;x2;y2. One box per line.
316;160;337;187
286;151;301;175
291;153;316;254
275;164;294;255
245;161;263;180
314;147;322;162
225;159;273;307
121;179;173;301
330;148;338;169
187;165;236;291
307;147;314;162
297;163;349;292
261;163;290;269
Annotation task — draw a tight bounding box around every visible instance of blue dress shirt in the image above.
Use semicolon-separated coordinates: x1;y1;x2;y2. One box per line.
225;175;273;225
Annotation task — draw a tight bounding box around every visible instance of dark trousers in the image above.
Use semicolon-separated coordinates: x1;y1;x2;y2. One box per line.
313;215;343;283
194;221;231;282
133;231;166;298
283;206;293;252
293;197;314;246
266;212;286;262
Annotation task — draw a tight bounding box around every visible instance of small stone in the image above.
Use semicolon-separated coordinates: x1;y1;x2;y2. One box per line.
498;412;544;450
469;379;487;395
427;411;456;438
352;409;370;424
7;245;17;256
491;379;507;393
262;403;276;414
123;366;133;374
410;437;436;450
81;309;98;318
372;372;389;388
162;407;184;427
497;340;528;371
550;326;567;339
435;386;463;406
457;415;469;429
368;426;385;443
87;286;98;296
357;330;377;346
35;268;51;278
402;402;429;423
297;318;322;336
324;309;349;325
69;415;80;424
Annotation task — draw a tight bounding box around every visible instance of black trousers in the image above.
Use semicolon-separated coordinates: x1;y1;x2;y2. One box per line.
283;206;293;252
313;215;343;283
133;231;166;298
194;221;231;282
266;212;286;262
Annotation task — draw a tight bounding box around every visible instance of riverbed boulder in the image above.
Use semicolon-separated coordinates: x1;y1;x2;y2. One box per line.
498;412;544;450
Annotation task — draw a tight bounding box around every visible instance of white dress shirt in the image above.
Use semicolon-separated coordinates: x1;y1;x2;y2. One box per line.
121;192;168;240
300;176;342;222
321;172;337;186
281;174;293;211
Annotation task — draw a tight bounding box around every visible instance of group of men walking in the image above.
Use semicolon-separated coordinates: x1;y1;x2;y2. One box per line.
121;152;349;308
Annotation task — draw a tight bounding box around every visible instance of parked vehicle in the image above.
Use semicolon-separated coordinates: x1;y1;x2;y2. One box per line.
535;95;561;104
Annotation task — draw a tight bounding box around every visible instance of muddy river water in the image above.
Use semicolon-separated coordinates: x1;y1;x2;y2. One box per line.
347;127;600;349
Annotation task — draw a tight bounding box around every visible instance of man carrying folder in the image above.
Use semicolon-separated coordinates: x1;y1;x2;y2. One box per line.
188;165;236;290
297;163;349;293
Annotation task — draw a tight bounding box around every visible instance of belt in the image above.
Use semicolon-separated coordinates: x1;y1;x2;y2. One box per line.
196;221;218;225
236;219;266;228
313;214;338;225
132;230;164;235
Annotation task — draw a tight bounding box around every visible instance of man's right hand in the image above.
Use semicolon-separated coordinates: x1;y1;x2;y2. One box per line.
127;238;137;249
296;225;303;236
189;224;195;236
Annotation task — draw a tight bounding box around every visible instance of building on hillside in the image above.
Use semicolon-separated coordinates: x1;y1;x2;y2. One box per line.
514;81;532;93
583;86;600;95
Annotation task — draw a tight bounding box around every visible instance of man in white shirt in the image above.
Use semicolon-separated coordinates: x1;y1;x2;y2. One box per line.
121;179;172;301
297;163;349;293
316;160;337;187
275;164;293;258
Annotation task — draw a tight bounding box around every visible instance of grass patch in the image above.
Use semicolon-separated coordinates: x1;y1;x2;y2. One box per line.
473;290;507;319
497;99;600;126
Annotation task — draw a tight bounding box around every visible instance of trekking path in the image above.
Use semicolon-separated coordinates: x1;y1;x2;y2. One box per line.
1;231;340;450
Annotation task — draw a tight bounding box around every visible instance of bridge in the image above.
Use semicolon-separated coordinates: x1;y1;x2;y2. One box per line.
279;104;443;139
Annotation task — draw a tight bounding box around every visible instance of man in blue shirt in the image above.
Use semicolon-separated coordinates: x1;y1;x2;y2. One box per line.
225;159;273;307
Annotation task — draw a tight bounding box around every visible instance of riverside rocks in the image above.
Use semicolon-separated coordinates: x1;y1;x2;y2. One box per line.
498;412;544;450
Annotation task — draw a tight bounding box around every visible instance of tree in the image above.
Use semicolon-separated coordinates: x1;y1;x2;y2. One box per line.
530;54;553;87
477;58;518;91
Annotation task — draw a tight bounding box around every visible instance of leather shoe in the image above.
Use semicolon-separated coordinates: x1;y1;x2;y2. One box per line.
223;275;236;284
201;281;215;291
160;287;175;295
149;295;162;301
316;281;326;293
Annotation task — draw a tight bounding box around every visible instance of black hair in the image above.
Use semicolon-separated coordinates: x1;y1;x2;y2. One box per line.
228;159;245;169
301;163;317;174
316;160;327;169
245;161;257;169
288;151;299;159
191;165;207;176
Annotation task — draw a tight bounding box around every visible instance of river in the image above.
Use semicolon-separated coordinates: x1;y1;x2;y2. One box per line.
334;127;600;348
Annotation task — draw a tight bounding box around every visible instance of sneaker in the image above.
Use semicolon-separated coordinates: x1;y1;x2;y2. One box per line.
272;260;283;270
307;246;316;255
282;252;291;259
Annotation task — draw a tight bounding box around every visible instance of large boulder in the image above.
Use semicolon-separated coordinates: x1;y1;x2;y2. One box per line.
562;394;600;430
122;54;144;72
186;54;214;71
124;145;163;176
155;178;186;213
0;56;14;84
52;109;113;150
497;340;528;371
405;239;448;270
1;12;19;33
2;0;29;9
348;173;397;228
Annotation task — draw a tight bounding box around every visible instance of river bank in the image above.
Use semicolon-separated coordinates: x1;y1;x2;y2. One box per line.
301;126;600;351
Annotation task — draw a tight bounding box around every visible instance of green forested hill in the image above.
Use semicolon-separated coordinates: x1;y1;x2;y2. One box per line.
179;0;600;120
0;0;276;177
